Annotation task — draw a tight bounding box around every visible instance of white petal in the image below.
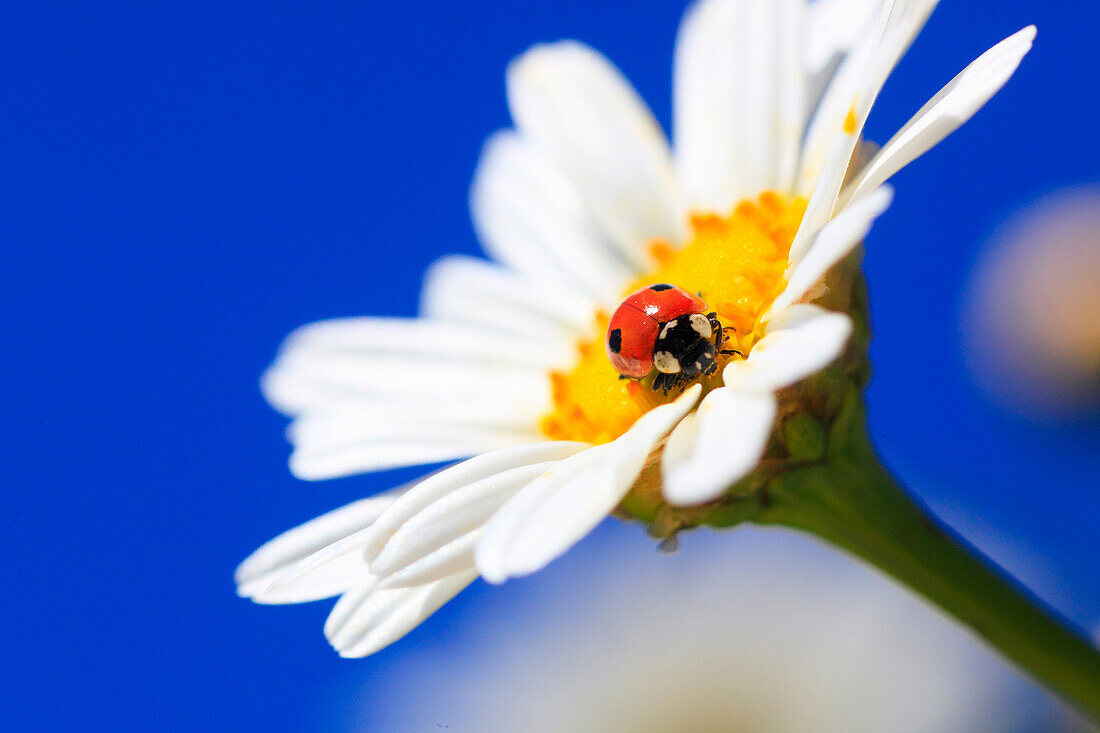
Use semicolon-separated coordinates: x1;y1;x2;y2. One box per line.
471;131;634;307
267;448;580;594
285;396;550;478
379;532;479;589
325;570;479;658
419;255;592;340
370;461;560;578
246;480;425;604
843;26;1036;205
234;490;400;602
796;10;880;201
661;388;778;506
724;305;853;392
804;0;884;141
359;442;590;564
287;398;541;445
289;430;543;482
270;390;551;451
794;0;939;262
266;499;433;608
476;385;702;583
279;316;570;371
674;0;806;209
261;530;377;604
507;41;685;267
805;0;885;74
473;445;609;585
263;347;552;429
268;348;551;406
765;185;893;319
324;584;372;639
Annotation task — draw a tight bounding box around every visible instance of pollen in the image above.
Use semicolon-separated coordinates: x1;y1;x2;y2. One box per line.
843;105;859;135
540;192;806;444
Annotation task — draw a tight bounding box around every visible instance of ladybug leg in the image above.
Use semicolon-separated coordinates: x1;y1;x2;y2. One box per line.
652;372;677;394
718;334;742;356
708;312;724;349
709;313;742;357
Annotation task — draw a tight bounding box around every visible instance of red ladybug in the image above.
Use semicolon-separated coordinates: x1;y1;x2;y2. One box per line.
606;284;739;392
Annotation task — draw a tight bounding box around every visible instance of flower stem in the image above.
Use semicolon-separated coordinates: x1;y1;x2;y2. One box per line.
755;392;1100;719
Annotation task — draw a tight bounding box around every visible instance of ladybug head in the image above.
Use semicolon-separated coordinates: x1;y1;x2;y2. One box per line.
680;336;719;378
653;313;718;378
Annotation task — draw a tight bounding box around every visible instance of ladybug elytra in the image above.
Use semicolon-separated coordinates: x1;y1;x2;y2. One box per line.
606;284;740;392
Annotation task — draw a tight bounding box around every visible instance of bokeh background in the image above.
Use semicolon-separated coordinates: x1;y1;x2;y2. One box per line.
3;0;1097;730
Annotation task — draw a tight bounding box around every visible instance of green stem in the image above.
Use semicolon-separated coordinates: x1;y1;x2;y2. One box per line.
753;399;1100;718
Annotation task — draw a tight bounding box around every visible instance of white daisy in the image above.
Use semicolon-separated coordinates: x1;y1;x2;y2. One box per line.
238;0;1035;656
961;187;1100;419
341;531;1053;731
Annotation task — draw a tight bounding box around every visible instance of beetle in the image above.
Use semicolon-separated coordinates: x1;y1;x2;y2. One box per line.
605;283;739;392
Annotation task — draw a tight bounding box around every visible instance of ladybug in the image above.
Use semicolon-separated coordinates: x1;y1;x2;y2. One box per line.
606;283;740;392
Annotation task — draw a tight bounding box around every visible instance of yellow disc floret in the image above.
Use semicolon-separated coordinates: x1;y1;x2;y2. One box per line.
540;192;806;445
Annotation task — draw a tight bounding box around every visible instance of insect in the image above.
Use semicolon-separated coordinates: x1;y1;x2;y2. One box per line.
605;283;740;392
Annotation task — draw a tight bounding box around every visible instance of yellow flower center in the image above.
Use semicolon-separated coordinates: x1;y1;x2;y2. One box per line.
540;192;806;445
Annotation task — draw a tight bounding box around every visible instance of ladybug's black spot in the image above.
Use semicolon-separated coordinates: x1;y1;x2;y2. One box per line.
608;328;623;353
649;283;673;291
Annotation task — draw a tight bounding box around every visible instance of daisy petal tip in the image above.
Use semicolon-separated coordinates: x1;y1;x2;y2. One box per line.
661;469;730;508
474;528;520;585
476;568;508;586
234;576;271;602
659;388;774;507
286;459;320;482
232;554;261;589
870;183;895;211
678;382;704;406
507;39;591;81
741;309;853;392
844;25;1039;204
249;587;299;606
256;572;309;605
331;632;379;659
336;648;365;660
472;541;507;585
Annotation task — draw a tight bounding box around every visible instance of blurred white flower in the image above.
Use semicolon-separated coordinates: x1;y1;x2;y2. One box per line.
239;0;1035;657
962;186;1100;420
332;529;1061;733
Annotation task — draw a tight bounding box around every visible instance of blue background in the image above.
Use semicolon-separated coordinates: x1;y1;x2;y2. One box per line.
3;0;1097;729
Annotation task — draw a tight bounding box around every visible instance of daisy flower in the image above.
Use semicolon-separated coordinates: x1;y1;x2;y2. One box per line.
346;532;1051;731
237;0;1036;658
